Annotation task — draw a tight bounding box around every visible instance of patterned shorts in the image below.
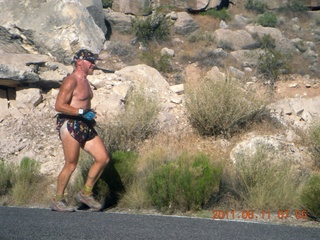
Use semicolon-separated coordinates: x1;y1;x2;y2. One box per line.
56;114;97;143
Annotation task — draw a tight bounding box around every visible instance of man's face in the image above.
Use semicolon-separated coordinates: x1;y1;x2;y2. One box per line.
79;59;96;75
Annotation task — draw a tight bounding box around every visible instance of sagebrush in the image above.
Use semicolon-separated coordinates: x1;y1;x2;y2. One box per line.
185;77;266;137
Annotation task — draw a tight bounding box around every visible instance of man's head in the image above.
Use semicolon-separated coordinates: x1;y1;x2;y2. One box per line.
73;49;100;65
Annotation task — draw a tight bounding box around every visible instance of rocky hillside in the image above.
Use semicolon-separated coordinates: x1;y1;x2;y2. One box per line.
1;0;320;177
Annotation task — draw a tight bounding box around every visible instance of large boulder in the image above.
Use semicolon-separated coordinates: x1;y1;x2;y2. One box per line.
245;25;295;53
0;0;105;63
214;29;256;51
0;53;71;87
174;12;199;35
268;96;320;130
81;0;109;38
112;0;152;15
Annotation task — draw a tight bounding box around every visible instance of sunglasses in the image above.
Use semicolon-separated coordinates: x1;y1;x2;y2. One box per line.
85;57;96;64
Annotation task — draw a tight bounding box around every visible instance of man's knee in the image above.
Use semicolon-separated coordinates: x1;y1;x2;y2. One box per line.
101;154;110;167
64;162;77;173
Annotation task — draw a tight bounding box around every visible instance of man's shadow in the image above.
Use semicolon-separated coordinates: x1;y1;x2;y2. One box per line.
99;156;125;210
78;153;125;211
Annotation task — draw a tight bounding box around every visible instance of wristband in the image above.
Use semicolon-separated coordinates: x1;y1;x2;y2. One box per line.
78;108;84;115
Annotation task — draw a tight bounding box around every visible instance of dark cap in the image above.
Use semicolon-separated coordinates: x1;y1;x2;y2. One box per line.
73;49;101;63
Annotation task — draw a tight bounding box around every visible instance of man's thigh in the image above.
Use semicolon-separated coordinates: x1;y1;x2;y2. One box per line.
83;136;108;161
60;125;81;163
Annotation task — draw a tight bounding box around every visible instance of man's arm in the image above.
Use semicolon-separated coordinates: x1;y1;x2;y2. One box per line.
55;76;79;116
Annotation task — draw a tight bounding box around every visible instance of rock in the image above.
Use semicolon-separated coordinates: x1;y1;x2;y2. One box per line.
214;29;256;50
170;84;184;94
104;9;134;32
0;0;105;63
268;96;320;129
161;47;175;57
245;24;295;53
230;133;311;167
112;0;151;15
174;12;199;35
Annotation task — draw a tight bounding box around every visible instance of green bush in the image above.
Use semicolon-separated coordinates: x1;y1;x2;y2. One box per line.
11;157;42;205
257;34;276;50
200;8;231;21
258;12;278;27
187;30;215;46
147;152;222;211
278;0;308;13
257;48;291;93
131;13;171;44
0;161;14;195
301;173;320;217
93;151;138;204
245;0;268;14
103;88;160;152
185;77;266;137
101;0;112;8
308;122;320;168
141;51;173;73
108;151;137;187
233;145;302;210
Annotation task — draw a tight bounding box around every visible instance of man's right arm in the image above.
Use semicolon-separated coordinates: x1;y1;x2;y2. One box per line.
55;76;79;116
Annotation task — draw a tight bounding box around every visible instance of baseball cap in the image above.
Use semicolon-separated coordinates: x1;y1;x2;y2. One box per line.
73;49;101;64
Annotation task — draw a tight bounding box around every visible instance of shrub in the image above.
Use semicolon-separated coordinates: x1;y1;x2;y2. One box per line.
257;48;291;92
107;41;135;62
141;51;173;73
245;0;268;14
93;151;138;205
232;145;302;210
147;152;222;212
185;77;266;137
278;0;308;13
307;121;320;168
258;12;278;27
0;160;14;195
187;30;215;46
131;13;171;45
101;0;112;8
200;8;231;21
11;157;42;205
107;151;137;187
300;173;320;217
257;34;276;50
103;88;160;152
183;48;226;67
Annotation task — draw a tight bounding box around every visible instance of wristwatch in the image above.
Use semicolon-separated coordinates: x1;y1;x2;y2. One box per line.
78;108;84;115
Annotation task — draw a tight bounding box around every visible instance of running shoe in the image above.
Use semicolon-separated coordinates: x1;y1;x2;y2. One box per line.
75;191;102;211
50;199;75;212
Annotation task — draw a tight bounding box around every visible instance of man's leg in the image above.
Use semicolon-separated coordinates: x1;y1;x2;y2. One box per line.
74;136;109;211
82;135;109;189
50;126;81;211
56;127;81;197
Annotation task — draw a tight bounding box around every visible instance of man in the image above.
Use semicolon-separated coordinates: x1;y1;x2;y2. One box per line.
50;49;109;212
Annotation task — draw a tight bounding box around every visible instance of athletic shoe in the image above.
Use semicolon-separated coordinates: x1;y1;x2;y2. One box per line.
75;191;102;211
50;199;75;212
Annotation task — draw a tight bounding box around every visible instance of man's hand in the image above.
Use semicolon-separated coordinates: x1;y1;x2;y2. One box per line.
82;110;96;121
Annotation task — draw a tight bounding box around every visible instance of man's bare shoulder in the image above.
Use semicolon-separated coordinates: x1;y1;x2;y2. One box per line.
61;73;77;88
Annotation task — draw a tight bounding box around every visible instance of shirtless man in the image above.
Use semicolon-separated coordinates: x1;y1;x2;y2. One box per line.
50;49;109;212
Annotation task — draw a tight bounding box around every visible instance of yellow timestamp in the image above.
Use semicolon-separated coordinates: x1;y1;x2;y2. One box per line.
212;209;308;220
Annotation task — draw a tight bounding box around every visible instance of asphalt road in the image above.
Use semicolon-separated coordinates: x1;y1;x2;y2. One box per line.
0;206;319;240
